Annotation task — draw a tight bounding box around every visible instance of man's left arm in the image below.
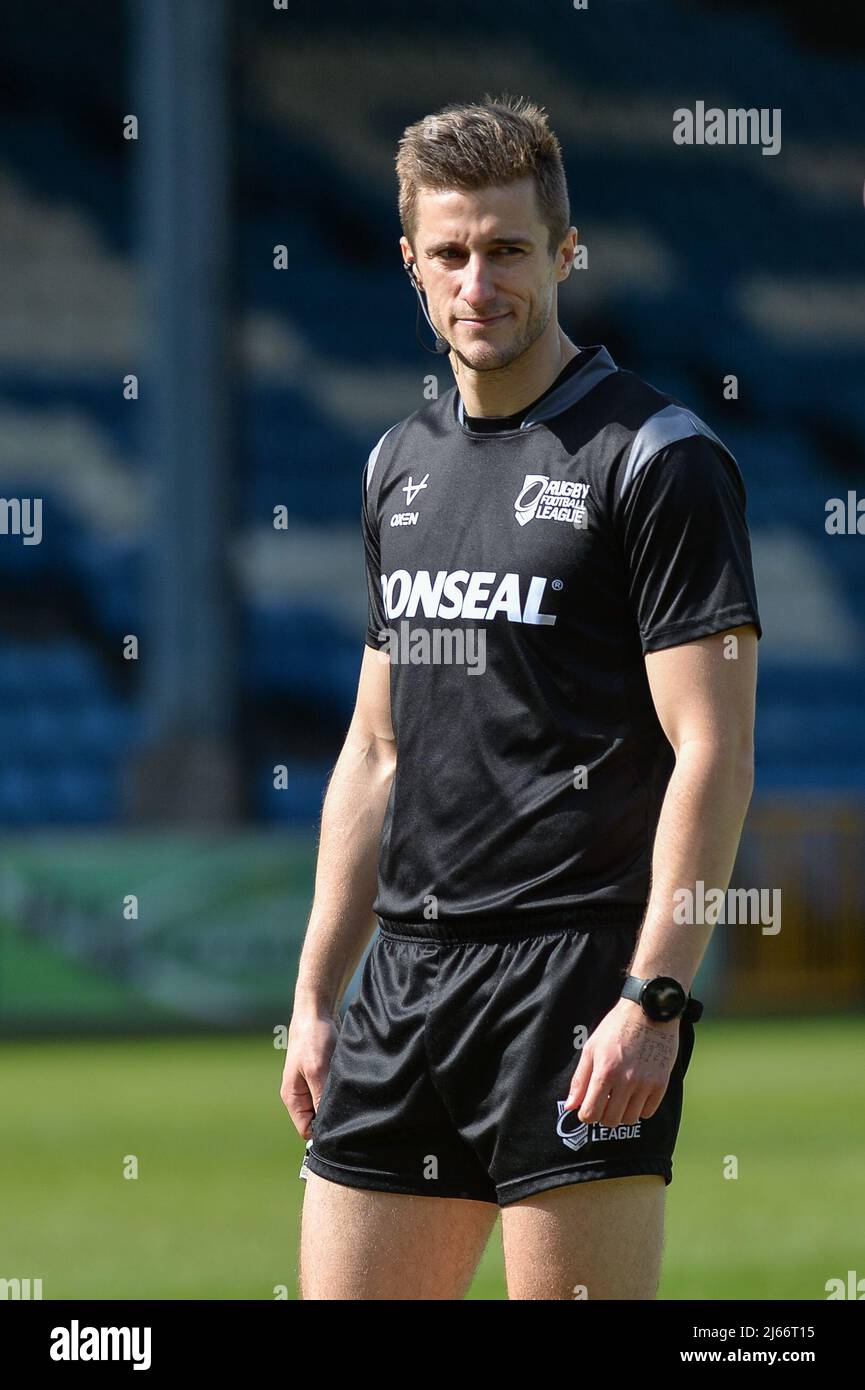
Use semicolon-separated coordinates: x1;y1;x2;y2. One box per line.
565;622;757;1126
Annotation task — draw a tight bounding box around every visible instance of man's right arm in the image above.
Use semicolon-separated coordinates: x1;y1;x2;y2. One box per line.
280;641;395;1139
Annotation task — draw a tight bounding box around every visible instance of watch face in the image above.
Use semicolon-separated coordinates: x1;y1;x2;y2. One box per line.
644;977;685;1022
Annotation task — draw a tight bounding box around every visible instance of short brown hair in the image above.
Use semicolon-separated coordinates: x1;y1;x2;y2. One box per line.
396;94;570;257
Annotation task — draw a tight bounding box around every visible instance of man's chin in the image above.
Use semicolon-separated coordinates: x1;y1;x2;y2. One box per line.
452;338;523;372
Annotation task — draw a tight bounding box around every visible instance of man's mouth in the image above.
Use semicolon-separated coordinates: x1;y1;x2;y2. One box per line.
457;311;511;327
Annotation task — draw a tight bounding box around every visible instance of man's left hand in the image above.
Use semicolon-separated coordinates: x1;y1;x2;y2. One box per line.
564;998;680;1128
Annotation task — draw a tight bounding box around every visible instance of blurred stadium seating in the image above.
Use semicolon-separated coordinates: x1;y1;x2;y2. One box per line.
1;0;863;831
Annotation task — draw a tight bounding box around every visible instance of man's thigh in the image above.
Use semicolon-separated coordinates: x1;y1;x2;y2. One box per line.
299;1171;499;1300
501;1174;666;1300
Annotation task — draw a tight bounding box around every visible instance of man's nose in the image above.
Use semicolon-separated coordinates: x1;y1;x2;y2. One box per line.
461;257;497;308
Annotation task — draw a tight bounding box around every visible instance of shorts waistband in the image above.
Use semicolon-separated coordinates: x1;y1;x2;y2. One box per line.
376;902;644;943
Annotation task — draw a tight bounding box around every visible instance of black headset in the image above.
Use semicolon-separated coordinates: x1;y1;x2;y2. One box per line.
404;260;450;355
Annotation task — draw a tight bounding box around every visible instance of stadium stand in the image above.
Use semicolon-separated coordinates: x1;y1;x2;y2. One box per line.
0;0;862;825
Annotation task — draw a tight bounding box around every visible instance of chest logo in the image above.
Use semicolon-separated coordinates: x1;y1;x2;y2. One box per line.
402;473;429;507
515;474;590;528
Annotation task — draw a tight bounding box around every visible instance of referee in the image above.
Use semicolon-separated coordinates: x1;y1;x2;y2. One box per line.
281;95;761;1300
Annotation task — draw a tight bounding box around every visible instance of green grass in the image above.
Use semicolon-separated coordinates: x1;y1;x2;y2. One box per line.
1;1017;862;1299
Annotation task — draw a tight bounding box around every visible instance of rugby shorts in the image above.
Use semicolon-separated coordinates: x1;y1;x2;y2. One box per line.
301;914;700;1207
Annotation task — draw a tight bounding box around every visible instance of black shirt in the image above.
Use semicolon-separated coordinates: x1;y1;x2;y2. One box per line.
361;344;762;930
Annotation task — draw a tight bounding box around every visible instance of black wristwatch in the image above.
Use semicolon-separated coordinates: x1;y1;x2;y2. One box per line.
621;975;704;1023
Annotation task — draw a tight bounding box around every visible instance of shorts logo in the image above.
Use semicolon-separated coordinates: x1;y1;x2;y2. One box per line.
515;474;590;527
556;1101;590;1152
556;1100;641;1151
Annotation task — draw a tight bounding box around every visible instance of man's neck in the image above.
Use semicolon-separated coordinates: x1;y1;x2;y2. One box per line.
452;324;580;418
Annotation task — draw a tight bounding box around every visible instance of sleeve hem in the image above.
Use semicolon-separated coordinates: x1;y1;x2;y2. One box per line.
640;608;762;655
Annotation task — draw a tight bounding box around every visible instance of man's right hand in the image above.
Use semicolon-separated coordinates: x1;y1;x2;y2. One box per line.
280;1011;341;1140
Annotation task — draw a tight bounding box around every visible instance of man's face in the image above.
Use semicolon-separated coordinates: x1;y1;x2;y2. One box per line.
402;177;572;371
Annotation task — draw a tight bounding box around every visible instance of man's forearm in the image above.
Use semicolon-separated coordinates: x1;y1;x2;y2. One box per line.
630;739;755;992
293;727;395;1019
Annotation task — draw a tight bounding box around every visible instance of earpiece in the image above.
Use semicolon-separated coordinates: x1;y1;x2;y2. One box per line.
403;260;450;355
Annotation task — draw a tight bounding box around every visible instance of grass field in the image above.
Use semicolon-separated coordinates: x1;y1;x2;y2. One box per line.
2;1016;862;1300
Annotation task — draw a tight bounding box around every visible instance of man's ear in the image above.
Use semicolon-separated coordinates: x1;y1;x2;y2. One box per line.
557;227;579;281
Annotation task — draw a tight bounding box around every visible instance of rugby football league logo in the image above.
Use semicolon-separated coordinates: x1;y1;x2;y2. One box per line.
515;474;590;528
556;1100;642;1151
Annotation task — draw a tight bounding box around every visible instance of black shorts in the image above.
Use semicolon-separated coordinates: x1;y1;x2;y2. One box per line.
302;916;699;1207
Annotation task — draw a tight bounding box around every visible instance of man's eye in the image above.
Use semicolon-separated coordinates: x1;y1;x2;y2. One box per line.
497;246;525;256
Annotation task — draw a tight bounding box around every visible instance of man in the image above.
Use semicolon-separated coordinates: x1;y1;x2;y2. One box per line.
281;95;761;1300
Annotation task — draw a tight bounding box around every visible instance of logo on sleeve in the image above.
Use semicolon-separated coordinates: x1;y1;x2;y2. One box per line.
515;475;590;527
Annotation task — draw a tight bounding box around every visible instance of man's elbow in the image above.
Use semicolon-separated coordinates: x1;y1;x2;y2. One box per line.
354;729;397;785
373;739;397;785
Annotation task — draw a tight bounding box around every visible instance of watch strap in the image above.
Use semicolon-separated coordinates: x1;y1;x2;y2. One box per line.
620;975;644;1006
